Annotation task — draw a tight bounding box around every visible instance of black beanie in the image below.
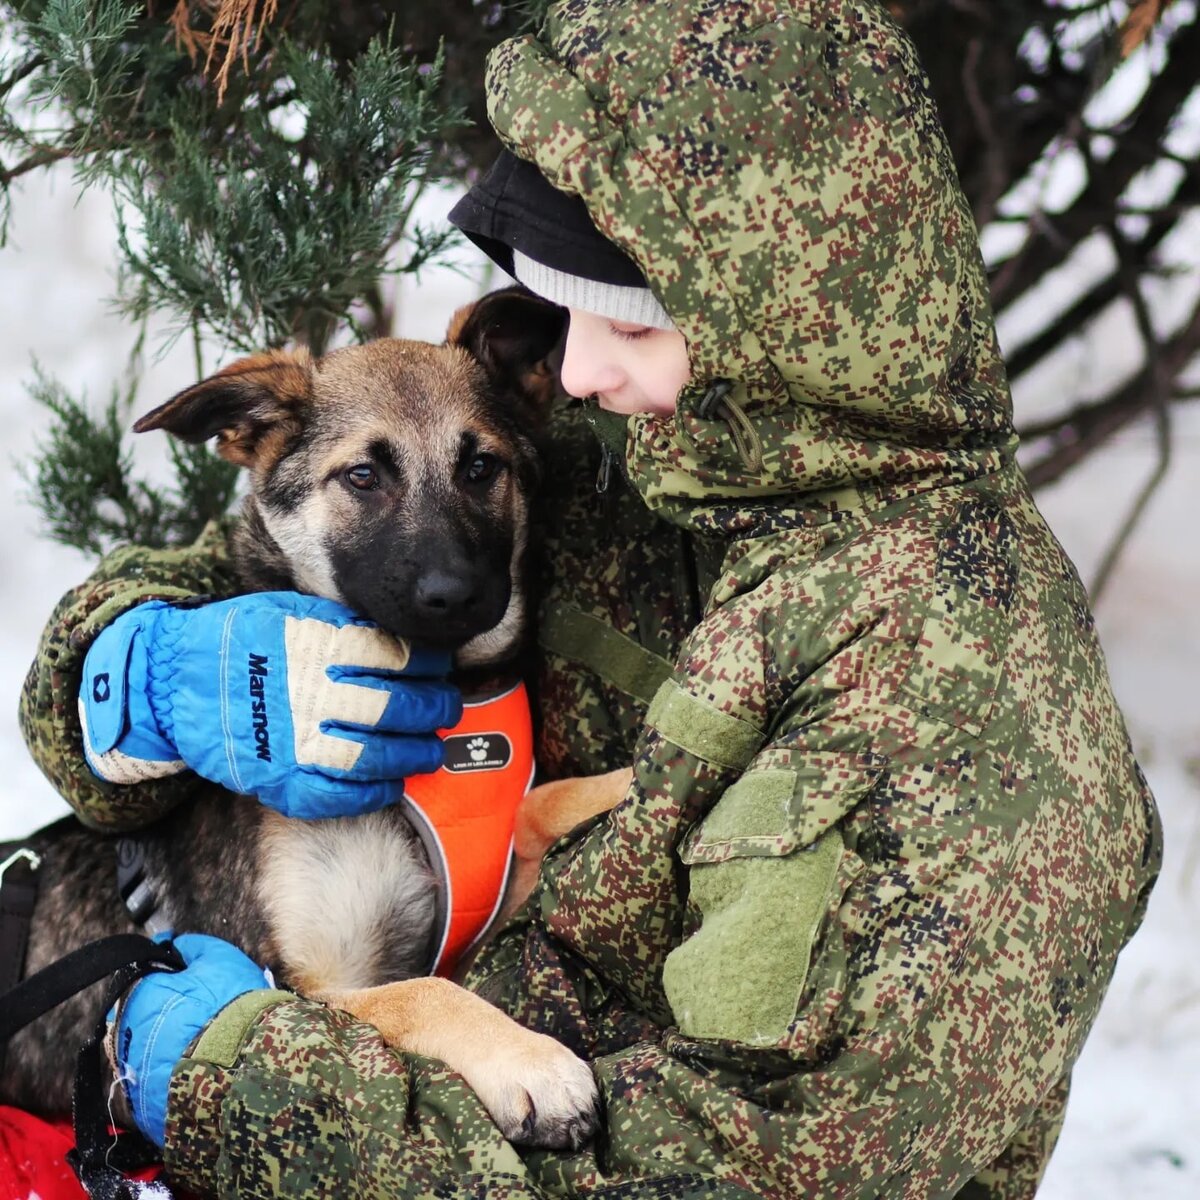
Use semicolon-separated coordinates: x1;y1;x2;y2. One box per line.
447;150;674;328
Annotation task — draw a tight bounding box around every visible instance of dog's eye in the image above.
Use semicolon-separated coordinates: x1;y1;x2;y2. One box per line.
465;454;501;484
345;465;379;491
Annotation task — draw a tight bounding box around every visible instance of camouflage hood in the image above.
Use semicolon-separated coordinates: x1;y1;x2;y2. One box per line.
486;0;1018;534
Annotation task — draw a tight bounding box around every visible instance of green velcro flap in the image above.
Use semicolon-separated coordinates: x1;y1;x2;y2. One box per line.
540;602;673;707
681;753;882;864
662;827;843;1045
645;679;764;771
680;770;797;860
187;989;291;1069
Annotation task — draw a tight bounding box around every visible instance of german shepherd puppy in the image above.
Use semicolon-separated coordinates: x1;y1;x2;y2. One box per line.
2;289;624;1151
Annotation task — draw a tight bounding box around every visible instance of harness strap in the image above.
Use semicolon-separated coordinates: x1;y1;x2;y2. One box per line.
540;602;673;707
0;934;181;1047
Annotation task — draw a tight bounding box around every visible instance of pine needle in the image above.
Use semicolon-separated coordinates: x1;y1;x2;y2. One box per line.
208;0;279;102
165;0;282;102
168;0;212;63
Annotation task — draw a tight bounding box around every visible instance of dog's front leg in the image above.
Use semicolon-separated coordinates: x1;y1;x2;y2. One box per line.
505;767;633;917
324;978;598;1150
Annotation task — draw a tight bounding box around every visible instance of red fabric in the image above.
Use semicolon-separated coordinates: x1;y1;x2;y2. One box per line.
0;1106;164;1199
0;1107;84;1200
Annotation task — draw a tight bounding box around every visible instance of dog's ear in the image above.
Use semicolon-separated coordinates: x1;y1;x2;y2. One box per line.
448;286;566;414
133;348;312;468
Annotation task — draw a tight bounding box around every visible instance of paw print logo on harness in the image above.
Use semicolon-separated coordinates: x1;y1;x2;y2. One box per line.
442;731;512;773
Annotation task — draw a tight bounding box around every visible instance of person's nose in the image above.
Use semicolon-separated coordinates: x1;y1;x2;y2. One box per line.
558;320;624;399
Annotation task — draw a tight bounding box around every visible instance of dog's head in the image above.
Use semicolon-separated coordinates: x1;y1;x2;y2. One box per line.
134;288;565;667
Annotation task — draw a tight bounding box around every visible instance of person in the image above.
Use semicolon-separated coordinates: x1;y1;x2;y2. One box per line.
16;1;1162;1196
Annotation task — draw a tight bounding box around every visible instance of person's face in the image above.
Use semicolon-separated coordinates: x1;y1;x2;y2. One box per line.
558;308;691;416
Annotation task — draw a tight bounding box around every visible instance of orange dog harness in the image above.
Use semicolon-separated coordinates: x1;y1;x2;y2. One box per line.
402;681;533;977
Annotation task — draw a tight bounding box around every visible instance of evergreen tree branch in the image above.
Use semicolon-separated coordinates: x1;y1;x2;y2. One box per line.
108;35;465;354
23;370;165;555
0;51;45;99
22;368;240;553
0;140;78;184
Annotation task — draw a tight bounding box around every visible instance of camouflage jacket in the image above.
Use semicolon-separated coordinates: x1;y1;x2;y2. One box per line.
19;2;1161;1197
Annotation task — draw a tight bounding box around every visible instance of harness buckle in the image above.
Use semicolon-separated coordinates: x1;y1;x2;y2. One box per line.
115;837;169;937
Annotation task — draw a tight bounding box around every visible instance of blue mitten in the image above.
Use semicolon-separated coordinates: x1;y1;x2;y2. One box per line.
80;592;462;818
114;933;272;1147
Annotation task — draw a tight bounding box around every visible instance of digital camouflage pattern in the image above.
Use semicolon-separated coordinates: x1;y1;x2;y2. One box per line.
18;1;1161;1197
19;519;241;830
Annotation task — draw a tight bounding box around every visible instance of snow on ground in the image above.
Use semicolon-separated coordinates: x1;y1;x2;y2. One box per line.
0;162;1197;1195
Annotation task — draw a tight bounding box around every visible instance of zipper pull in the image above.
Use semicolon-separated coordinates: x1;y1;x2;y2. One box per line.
595;446;615;495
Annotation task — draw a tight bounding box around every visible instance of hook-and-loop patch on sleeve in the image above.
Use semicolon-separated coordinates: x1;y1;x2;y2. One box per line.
653;713;878;1047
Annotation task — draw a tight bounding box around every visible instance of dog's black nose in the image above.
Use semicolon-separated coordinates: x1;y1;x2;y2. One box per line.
413;569;480;618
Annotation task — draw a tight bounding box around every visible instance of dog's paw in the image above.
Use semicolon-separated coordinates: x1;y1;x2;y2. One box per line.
461;1028;599;1150
325;977;599;1150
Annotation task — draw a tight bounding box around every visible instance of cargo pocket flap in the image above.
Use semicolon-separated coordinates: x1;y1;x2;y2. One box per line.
680;752;881;865
664;826;846;1046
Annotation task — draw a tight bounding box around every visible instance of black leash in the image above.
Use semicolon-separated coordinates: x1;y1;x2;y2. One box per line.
1;931;185;1199
68;946;185;1199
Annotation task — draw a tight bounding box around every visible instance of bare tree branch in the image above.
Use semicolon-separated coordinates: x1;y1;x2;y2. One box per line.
1022;297;1200;488
989;18;1200;308
1085;198;1174;601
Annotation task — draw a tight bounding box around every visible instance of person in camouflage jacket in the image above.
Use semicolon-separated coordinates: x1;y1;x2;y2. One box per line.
18;1;1162;1196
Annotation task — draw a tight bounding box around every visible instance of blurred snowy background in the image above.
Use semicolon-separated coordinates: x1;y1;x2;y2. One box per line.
1;39;1198;1200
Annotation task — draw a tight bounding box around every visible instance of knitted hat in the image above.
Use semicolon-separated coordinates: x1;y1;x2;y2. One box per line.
447;150;674;330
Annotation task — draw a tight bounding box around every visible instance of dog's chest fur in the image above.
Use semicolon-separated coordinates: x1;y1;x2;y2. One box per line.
132;782;440;996
256;807;438;993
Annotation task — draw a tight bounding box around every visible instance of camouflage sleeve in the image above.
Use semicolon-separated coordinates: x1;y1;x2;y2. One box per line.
164;992;759;1200
156;507;1158;1198
19;520;241;831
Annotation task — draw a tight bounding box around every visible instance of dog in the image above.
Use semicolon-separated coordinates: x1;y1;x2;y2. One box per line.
1;288;630;1151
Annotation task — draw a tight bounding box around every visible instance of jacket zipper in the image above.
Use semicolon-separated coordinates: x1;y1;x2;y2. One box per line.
678;528;704;631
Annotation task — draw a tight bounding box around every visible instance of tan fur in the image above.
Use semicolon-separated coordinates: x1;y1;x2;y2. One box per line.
308;762;628;1145
249;422;301;476
323;978;597;1146
504;767;633;921
257;809;436;995
444;301;475;346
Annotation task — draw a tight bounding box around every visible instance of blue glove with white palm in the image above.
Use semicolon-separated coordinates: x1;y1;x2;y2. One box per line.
81;591;461;818
113;933;274;1147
